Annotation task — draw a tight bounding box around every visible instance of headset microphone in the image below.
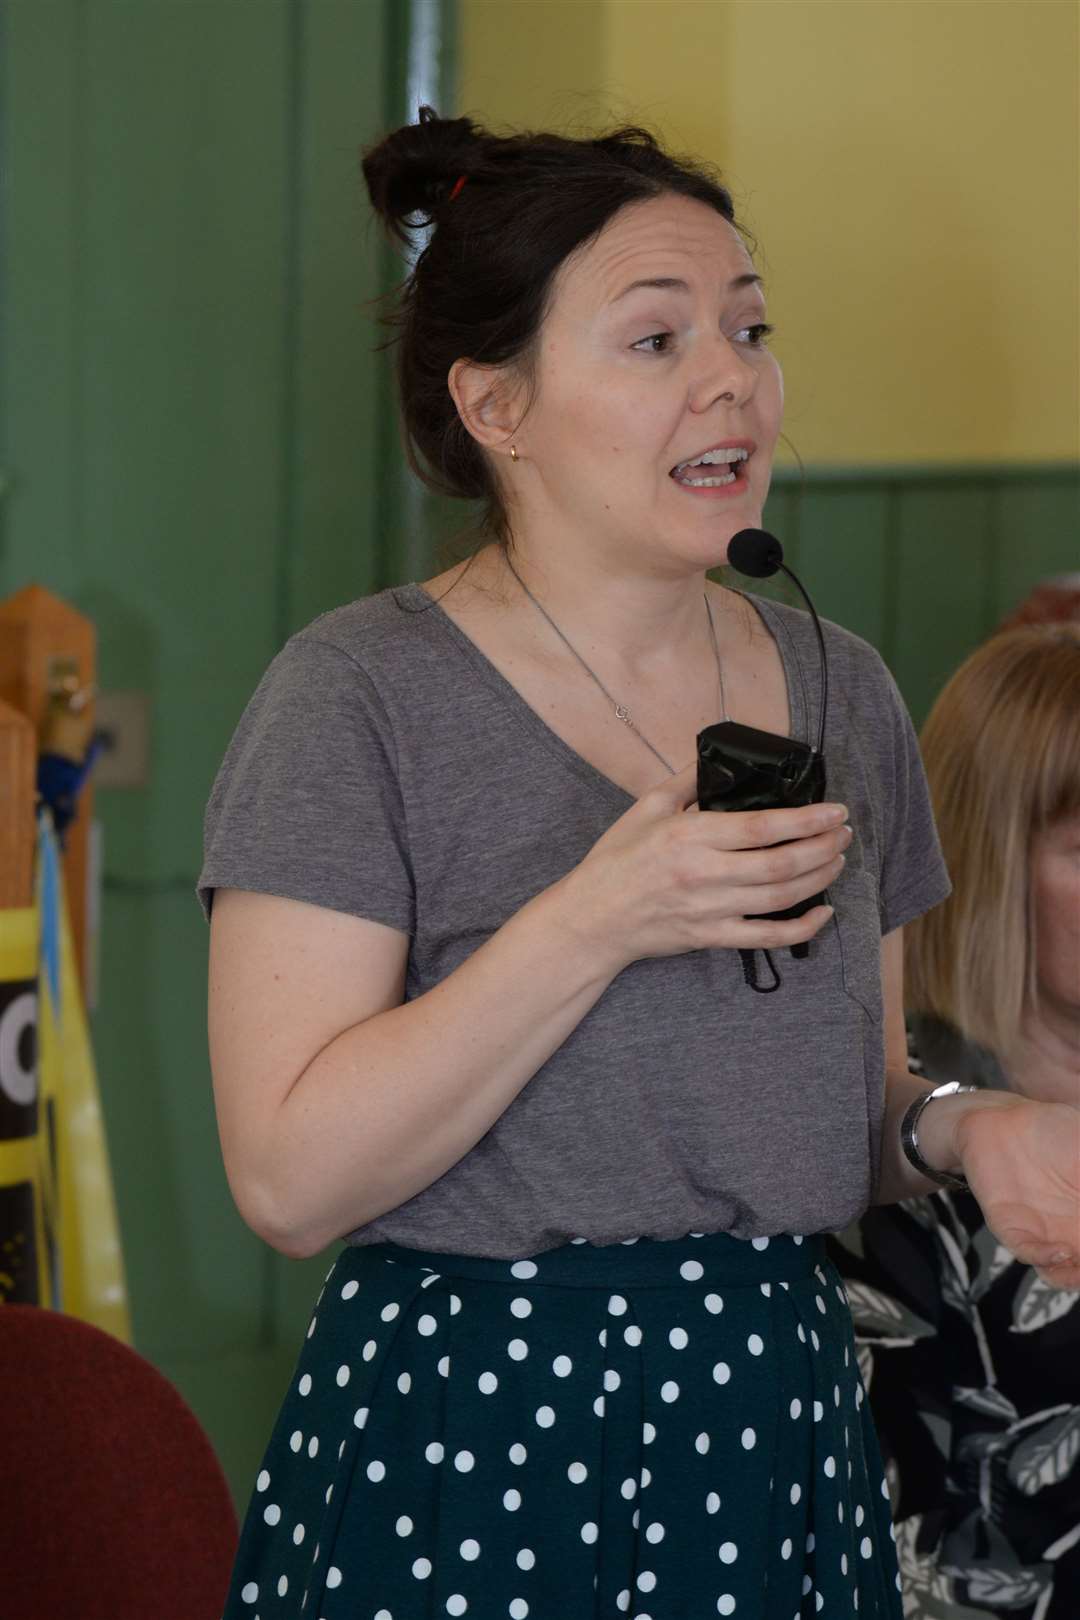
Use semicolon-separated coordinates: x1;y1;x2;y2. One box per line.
725;528;828;759
696;528;831;987
725;528;783;579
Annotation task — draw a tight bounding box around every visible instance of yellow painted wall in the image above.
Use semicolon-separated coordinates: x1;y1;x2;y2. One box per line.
458;0;1079;466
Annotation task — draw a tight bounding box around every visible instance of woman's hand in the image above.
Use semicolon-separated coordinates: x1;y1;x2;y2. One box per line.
556;761;852;973
955;1093;1080;1289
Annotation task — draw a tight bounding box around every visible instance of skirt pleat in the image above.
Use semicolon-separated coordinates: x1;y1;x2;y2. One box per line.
222;1233;903;1620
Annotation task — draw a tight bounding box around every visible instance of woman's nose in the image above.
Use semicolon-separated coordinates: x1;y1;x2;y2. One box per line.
688;335;757;413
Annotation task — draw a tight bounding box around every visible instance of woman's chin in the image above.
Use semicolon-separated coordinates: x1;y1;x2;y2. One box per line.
695;512;766;571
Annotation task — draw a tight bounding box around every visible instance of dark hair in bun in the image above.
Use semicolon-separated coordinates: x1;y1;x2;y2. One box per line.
361;106;741;544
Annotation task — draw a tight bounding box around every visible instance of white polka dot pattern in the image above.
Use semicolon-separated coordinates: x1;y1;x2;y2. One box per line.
221;1236;903;1620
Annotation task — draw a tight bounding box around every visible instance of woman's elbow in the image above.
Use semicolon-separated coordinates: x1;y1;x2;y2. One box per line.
226;1161;338;1261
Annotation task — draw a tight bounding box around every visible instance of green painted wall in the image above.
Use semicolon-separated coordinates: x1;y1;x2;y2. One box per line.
0;0;455;1504
760;466;1080;728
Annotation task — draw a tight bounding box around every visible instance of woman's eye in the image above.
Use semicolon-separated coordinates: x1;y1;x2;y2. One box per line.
733;323;775;348
631;332;673;355
631;324;773;355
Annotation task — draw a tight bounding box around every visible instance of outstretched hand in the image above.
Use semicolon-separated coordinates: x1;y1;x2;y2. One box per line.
957;1095;1080;1289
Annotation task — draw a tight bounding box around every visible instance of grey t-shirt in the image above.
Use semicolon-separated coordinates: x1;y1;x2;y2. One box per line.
199;584;950;1257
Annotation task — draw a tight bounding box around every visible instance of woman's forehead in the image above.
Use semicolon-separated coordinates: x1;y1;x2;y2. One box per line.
556;196;755;313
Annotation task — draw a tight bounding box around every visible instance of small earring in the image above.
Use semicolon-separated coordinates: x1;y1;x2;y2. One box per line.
509;445;519;462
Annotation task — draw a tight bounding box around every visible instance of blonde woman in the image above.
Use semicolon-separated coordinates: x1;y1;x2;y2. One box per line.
833;625;1080;1620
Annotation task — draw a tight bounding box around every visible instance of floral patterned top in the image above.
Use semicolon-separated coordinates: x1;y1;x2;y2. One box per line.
829;1017;1080;1620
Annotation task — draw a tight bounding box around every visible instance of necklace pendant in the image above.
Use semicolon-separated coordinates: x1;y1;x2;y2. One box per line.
614;704;634;726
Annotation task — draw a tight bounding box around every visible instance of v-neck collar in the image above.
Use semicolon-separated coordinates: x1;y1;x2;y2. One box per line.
395;581;811;809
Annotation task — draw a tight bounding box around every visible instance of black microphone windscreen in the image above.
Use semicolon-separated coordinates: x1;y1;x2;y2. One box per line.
727;528;784;579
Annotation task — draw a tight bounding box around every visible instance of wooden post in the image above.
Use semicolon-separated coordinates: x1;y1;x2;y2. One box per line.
0;587;96;990
0;701;36;911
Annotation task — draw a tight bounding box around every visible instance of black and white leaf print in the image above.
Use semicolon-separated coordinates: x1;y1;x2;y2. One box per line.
919;1409;952;1459
896;1515;949;1594
844;1279;935;1341
961;1563;1051;1608
1031;1583;1056;1620
941;1268;972;1318
902;1578;1001;1620
957;1429;1010;1463
1044;1520;1080;1563
948;1511;1025;1573
1007;1408;1080;1496
939;1511;1051;1605
970;1225;1016;1301
954;1385;1019;1423
1011;1271;1079;1334
899;1194;939;1231
856;1342;874;1390
937;1217;975;1316
895;1518;996;1620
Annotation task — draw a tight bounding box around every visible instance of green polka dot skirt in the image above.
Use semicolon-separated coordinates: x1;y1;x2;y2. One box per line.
223;1232;902;1618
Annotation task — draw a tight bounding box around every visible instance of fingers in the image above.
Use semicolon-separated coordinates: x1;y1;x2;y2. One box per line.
729;825;852;890
1035;1261;1080;1291
637;761;699;817
1017;1247;1080;1291
591;774;852;961
723;852;846;922
718;903;836;952
673;823;850;908
632;766;850;843
693;801;850;849
993;1226;1080;1291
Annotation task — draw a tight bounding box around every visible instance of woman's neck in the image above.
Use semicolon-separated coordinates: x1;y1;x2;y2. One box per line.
470;540;730;680
1007;997;1080;1107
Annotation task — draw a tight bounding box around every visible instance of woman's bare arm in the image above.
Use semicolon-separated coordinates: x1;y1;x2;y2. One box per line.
209;881;617;1258
209;770;848;1257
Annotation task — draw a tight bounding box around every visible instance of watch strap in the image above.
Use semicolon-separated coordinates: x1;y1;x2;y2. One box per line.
900;1080;979;1191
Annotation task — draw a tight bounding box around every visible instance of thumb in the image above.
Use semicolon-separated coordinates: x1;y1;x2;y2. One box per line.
632;760;698;820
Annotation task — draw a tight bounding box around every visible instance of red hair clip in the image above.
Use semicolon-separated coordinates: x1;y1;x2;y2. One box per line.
448;174;468;203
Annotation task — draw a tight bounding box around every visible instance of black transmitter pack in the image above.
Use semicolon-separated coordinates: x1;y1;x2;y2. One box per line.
696;528;829;937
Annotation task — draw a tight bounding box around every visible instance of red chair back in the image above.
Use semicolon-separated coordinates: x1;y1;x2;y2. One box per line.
0;1305;237;1620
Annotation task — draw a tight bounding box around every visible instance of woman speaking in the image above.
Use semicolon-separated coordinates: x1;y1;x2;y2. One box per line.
199;109;1080;1618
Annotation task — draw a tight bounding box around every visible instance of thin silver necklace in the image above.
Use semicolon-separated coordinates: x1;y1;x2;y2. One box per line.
504;551;729;777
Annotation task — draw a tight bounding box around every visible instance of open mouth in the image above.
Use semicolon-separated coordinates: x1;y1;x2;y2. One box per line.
670;446;751;488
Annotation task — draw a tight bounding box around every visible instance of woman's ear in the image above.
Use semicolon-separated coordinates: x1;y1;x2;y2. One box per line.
448;359;526;461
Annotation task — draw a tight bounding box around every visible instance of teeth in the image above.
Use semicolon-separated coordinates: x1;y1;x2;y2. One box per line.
679;471;737;487
674;447;750;474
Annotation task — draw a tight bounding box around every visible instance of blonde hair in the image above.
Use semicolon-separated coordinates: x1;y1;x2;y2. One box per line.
905;624;1080;1060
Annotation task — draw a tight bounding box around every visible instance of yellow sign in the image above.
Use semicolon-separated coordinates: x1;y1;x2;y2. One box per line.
0;815;131;1342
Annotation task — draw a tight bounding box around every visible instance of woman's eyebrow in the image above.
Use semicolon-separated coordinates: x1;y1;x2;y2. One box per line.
609;272;763;304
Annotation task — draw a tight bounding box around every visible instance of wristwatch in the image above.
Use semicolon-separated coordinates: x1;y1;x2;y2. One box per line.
899;1080;980;1191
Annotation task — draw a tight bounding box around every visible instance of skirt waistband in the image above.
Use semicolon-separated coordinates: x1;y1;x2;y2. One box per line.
359;1229;826;1289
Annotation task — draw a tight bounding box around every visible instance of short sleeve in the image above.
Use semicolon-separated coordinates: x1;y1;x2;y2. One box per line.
197;632;414;932
874;662;951;935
